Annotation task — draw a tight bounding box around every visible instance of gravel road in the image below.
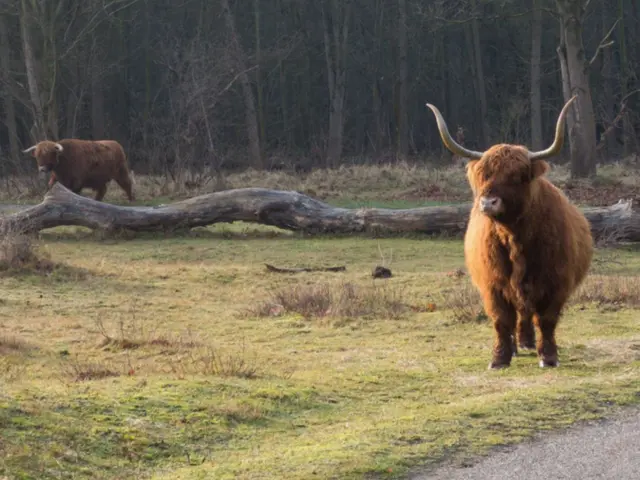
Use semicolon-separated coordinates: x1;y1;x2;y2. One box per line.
410;407;640;480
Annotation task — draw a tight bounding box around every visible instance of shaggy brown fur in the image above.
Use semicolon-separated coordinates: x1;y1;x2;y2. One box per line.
24;139;135;202
463;145;593;369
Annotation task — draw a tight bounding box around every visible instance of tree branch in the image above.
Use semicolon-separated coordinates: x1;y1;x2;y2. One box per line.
589;18;620;66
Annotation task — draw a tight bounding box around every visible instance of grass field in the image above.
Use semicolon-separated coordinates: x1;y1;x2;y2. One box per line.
1;162;640;479
1;220;640;479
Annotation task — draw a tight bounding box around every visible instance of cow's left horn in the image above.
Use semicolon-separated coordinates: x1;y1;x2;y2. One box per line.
528;95;577;161
54;143;63;152
425;103;484;160
22;146;37;153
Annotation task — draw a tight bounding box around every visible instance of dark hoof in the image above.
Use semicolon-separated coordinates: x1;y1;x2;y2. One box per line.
518;342;536;351
539;358;559;368
488;361;510;370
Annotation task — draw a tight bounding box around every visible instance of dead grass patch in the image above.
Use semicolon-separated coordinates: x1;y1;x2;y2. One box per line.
250;281;410;321
59;355;123;382
95;304;200;351
163;342;261;379
441;280;486;324
572;275;640;309
0;229;54;274
580;337;640;364
0;334;36;355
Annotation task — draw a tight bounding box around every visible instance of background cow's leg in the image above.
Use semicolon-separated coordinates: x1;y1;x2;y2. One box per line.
94;184;108;201
114;168;135;202
516;311;536;351
533;305;563;368
484;290;517;369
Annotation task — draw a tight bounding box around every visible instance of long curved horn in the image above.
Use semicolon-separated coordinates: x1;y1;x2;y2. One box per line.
528;95;577;161
22;146;37;153
425;103;484;159
54;143;64;152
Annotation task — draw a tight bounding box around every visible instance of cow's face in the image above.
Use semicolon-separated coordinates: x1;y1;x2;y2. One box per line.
27;141;63;173
467;144;549;223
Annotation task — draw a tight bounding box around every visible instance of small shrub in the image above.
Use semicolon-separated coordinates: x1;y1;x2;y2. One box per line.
442;281;486;323
95;304;200;351
0;228;54;274
60;355;122;382
250;281;409;321
164;342;260;379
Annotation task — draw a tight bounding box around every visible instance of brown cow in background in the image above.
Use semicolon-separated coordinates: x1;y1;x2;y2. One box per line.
426;96;593;370
23;139;135;202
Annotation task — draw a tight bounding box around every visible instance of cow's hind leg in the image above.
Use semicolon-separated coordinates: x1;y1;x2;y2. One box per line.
483;290;517;370
516;312;536;351
114;168;135;202
533;304;563;368
94;184;108;201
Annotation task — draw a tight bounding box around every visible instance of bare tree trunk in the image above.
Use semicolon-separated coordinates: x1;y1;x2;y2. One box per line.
600;0;616;158
530;0;543;150
396;0;408;161
556;0;597;178
19;0;45;141
618;0;634;157
91;39;105;140
221;0;263;169
322;0;350;168
254;0;266;159
469;0;488;146
0;14;20;163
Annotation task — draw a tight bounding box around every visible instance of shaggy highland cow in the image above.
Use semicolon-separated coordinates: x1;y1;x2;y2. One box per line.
426;95;593;369
23;139;135;202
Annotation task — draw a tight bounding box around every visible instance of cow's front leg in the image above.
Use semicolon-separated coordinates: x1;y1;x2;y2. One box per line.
483;290;517;369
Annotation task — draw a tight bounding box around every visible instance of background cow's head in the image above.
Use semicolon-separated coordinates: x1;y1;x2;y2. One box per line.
426;96;577;223
23;141;64;173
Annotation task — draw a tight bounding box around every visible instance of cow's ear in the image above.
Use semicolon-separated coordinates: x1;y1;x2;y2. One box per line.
531;159;549;179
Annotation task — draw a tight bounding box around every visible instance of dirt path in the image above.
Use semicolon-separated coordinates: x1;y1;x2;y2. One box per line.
410;407;640;479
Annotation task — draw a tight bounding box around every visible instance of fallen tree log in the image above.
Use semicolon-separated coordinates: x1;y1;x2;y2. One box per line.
0;183;639;242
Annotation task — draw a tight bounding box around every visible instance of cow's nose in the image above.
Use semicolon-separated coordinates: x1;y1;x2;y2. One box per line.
479;196;501;213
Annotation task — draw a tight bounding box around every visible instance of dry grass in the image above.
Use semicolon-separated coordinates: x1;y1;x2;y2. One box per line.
250;280;410;322
2;161;639;209
59;355;124;382
163;342;261;380
441;280;486;324
0;228;54;274
572;274;640;308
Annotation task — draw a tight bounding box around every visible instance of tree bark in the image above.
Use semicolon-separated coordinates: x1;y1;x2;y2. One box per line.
322;0;350;168
0;14;20;164
555;0;597;178
469;0;488;146
530;0;543;150
396;0;408;161
1;184;638;243
19;0;46;141
91;39;105;140
221;0;263;169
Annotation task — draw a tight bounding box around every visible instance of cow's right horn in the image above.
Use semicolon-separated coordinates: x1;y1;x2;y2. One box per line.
22;146;37;153
528;95;577;161
54;143;63;152
425;103;484;160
